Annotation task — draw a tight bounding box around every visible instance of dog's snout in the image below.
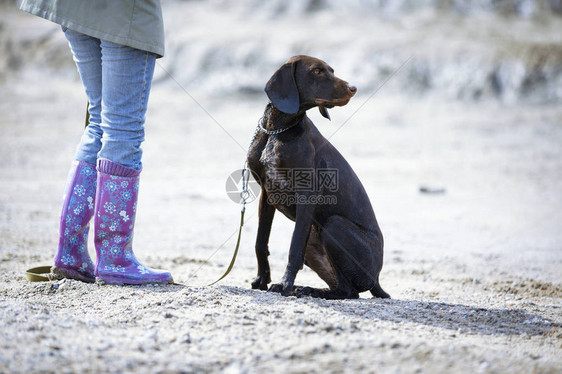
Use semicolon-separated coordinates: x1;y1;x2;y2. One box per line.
348;86;357;95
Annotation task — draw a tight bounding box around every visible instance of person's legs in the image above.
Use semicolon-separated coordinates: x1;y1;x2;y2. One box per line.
93;41;172;284
52;28;103;282
98;40;155;170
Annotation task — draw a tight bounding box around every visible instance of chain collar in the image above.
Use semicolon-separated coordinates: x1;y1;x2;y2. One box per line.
258;106;301;135
257;119;300;135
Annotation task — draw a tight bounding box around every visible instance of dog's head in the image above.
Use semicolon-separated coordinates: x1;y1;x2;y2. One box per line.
265;55;356;120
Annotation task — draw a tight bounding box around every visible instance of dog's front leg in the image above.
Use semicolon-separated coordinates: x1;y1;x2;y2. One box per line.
252;190;275;290
269;198;314;296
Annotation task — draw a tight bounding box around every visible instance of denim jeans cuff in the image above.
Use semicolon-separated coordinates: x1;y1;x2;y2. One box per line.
97;159;141;177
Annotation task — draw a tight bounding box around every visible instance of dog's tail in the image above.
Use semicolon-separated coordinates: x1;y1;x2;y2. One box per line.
370;283;391;299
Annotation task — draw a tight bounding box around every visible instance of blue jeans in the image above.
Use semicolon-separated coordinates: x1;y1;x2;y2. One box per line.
63;28;156;171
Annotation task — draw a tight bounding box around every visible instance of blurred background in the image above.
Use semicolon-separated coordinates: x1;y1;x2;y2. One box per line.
2;0;562;103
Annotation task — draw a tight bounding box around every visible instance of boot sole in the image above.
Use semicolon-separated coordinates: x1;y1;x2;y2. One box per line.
52;266;95;283
95;274;174;286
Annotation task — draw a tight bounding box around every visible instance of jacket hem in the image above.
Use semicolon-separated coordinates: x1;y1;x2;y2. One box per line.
20;4;165;58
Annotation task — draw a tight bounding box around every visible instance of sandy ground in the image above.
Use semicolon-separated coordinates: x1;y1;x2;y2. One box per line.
2;2;562;373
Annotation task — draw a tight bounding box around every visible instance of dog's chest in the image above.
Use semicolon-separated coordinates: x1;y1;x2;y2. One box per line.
259;138;292;192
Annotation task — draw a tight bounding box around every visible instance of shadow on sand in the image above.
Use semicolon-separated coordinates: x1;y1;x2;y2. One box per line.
235;286;558;337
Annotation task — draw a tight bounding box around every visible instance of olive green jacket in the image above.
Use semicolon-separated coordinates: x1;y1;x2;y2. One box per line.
20;0;165;57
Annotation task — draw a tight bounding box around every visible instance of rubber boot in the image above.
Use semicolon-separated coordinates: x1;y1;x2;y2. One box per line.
94;159;173;285
52;161;97;283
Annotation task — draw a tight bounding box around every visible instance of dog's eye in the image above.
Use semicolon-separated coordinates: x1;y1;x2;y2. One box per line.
313;68;322;75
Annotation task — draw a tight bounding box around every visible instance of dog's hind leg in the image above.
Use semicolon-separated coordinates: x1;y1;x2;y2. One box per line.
303;225;338;289
319;216;389;299
292;223;360;299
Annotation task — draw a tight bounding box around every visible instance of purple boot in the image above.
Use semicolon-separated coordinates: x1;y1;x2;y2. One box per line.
94;159;173;285
52;161;97;283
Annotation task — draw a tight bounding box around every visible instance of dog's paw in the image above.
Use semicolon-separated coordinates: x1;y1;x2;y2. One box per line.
268;283;293;296
267;283;284;294
251;275;270;290
294;286;315;298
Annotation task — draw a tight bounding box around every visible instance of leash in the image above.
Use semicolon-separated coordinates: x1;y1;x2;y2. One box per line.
25;266;55;282
206;166;250;286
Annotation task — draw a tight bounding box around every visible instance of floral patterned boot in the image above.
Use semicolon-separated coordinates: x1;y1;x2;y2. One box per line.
94;159;173;285
52;161;97;283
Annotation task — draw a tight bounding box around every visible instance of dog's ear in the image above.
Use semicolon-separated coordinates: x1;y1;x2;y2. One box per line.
265;61;300;114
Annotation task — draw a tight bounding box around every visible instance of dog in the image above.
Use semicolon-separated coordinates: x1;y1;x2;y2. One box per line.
247;55;389;300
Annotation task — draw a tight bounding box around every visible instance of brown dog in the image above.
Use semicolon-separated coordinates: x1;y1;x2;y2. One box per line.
247;55;389;300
